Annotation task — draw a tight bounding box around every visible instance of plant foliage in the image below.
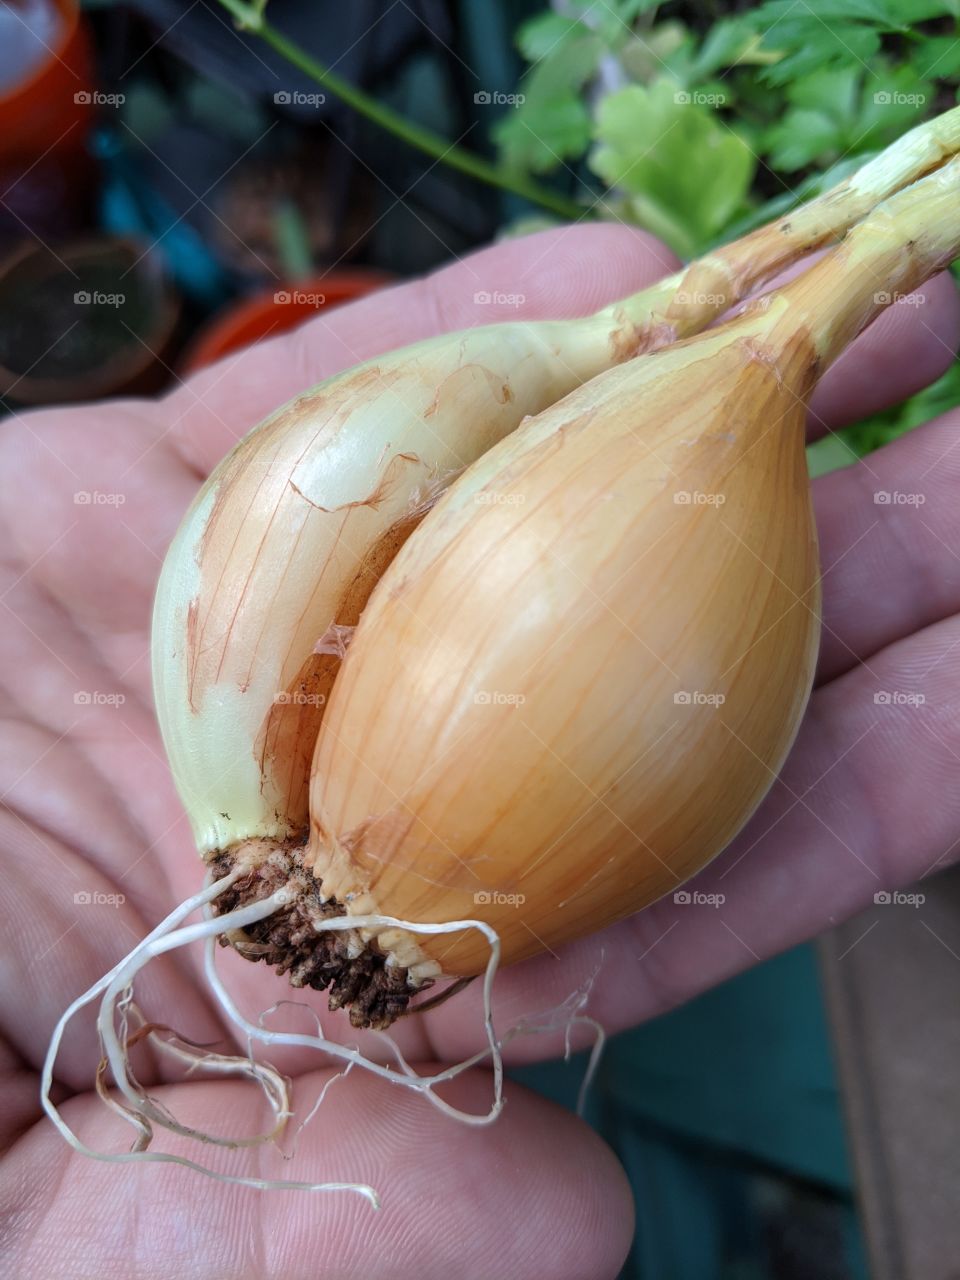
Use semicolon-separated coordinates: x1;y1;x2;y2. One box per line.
495;0;960;459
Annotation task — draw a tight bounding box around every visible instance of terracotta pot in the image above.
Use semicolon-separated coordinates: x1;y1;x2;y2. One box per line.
182;269;392;372
0;237;180;405
0;0;96;244
0;0;94;161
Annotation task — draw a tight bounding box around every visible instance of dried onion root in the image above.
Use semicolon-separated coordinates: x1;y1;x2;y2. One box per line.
43;868;608;1199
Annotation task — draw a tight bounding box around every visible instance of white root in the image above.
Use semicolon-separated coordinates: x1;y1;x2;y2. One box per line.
501;961;607;1118
41;869;377;1201
201;904;505;1126
43;870;605;1202
251;1000;359;1162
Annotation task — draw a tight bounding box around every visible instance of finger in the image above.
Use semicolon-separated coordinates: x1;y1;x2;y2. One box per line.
808;270;960;433
814;407;960;681
0;401;196;638
0;760;222;1090
166;224;681;476
425;612;960;1061
8;1069;633;1280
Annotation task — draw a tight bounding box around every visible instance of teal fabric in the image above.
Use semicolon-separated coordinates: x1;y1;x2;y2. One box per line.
511;945;868;1279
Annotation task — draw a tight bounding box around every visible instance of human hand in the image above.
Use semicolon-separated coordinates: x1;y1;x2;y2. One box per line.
1;225;957;1278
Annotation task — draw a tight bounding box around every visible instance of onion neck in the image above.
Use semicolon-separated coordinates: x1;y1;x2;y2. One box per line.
773;155;960;371
595;107;960;354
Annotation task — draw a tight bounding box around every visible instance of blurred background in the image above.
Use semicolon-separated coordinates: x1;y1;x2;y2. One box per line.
4;2;960;1276
4;0;960;448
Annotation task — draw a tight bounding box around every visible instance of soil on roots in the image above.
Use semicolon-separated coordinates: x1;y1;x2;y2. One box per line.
209;845;420;1029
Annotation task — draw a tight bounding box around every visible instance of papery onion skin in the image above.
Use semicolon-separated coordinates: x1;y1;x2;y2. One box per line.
151;106;960;868
151;315;639;857
305;156;960;986
305;308;821;977
145;123;960;1029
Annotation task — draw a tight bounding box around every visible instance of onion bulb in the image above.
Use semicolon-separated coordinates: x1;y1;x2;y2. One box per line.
43;120;960;1199
152;105;960;862
301;155;960;1006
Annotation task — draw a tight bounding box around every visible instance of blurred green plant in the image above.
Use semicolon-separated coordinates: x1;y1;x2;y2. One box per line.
495;0;960;462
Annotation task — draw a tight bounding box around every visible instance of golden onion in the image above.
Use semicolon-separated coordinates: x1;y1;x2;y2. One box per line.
42;121;960;1201
299;154;960;1014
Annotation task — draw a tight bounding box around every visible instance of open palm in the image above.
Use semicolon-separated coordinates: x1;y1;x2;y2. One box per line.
2;225;959;1280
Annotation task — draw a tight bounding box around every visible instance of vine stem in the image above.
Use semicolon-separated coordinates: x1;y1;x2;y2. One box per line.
216;0;585;221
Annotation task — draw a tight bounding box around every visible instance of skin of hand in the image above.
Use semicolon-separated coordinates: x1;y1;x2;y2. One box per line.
0;224;958;1280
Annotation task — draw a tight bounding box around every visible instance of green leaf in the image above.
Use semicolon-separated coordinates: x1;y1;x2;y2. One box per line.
593;0;660;47
515;13;584;63
914;33;960;79
494;97;593;173
781;66;860;118
760;60;934;171
588;81;756;255
564;0;657;24
766;109;845;171
853;65;934;148
753;0;940;28
748;0;956;84
762;27;882;84
620;21;695;86
691;17;756;79
494;35;602;174
531;0;658;51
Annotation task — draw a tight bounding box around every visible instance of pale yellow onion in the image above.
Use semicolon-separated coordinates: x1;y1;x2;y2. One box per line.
305;156;960;988
43;127;960;1195
151;105;960;865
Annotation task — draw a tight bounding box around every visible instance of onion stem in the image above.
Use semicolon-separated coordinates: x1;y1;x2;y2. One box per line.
779;154;960;365
626;103;960;339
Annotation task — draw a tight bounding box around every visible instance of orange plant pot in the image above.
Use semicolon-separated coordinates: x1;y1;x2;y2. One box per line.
182;270;392;373
0;0;94;163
